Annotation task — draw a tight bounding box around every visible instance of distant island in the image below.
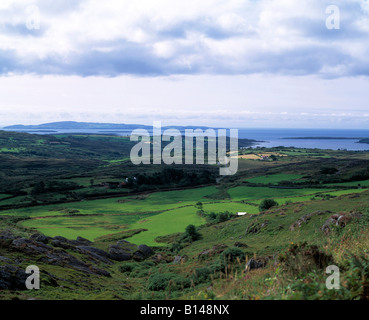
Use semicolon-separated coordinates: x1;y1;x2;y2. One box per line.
282;136;369;145
3;121;153;130
358;138;369;144
2;121;260;147
3;121;216;132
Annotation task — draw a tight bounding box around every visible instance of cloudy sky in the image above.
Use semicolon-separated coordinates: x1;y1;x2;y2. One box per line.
0;0;369;128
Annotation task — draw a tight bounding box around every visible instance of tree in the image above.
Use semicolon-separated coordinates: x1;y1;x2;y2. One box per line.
182;224;202;242
259;199;278;212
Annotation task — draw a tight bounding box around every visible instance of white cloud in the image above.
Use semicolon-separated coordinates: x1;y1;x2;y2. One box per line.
0;0;368;77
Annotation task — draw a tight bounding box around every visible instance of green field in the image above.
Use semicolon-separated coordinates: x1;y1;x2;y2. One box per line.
11;183;367;246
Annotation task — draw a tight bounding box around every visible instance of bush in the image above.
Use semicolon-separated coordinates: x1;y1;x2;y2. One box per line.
181;224;202;242
259;199;278;211
217;211;231;223
191;267;212;284
119;263;137;274
278;242;333;277
221;247;246;263
148;273;191;291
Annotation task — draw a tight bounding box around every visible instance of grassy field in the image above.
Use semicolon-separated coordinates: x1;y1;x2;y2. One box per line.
8;183;366;247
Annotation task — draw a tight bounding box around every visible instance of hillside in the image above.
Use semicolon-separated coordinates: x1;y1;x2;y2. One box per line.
1;131;369;300
0;190;368;300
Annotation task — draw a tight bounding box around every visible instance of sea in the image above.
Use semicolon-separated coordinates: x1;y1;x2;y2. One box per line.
3;127;369;151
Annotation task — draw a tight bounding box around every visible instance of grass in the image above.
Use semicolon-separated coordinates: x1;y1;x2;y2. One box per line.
325;179;369;187
228;186;332;201
127;206;206;246
11;183;367;246
245;174;305;184
13;186;217;243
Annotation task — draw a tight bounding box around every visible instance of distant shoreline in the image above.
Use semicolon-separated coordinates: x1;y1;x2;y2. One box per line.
281;137;369;145
282;137;363;140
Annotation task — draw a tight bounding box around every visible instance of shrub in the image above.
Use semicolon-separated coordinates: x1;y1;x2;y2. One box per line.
191;267;212;284
148;273;191;291
217;211;231;223
181;224;202;242
278;242;333;277
221;247;246;263
119;263;137;274
259;199;278;211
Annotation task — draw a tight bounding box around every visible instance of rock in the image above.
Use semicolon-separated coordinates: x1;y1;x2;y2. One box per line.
108;246;131;262
76;236;91;244
234;242;249;248
244;258;267;272
0;265;28;290
173;255;188;264
133;251;145;261
173;256;182;264
51;240;75;250
108;240;137;261
198;244;228;260
0;231;19;241
137;244;153;258
290;211;328;231
245;220;269;234
76;246;112;264
151;253;174;263
39;248;110;277
321;211;363;235
30;233;49;244
6;233;111;276
53;236;68;242
11;238;54;256
0;256;11;262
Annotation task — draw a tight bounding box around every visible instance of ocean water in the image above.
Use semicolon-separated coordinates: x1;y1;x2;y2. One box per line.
4;127;369;151
236;128;369;151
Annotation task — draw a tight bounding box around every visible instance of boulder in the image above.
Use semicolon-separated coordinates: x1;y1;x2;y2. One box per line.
76;246;112;264
133;251;145;261
0;265;28;290
245;258;267;272
321;211;363;235
108;245;132;261
30;233;50;244
137;244;153;258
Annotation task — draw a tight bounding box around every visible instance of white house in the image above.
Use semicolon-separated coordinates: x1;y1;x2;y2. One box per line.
237;212;248;216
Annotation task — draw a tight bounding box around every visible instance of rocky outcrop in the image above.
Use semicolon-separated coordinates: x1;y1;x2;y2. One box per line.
0;265;28;290
289;211;331;231
0;231;154;279
244;258;267;272
321;212;363;235
198;244;228;260
245;220;269;234
108;241;153;262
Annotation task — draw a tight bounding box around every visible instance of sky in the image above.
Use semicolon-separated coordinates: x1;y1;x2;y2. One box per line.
0;0;369;129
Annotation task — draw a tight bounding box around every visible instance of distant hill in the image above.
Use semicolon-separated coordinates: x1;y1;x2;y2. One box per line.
3;121;219;131
3;121;152;130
